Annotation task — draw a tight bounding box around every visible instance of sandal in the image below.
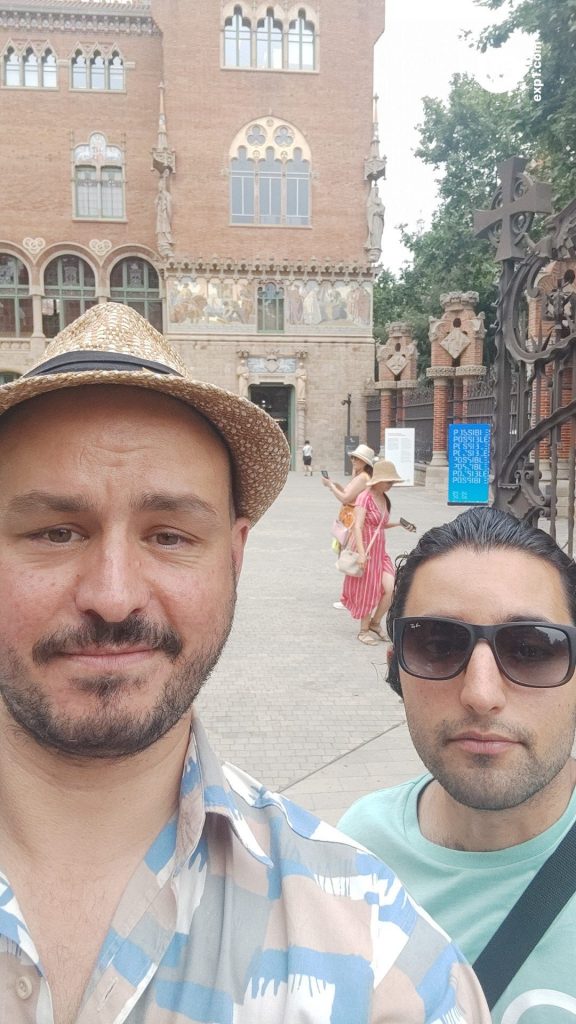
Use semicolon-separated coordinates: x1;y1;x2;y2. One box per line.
368;620;389;641
358;631;379;646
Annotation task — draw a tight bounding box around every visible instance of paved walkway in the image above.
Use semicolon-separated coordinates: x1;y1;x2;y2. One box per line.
197;468;474;824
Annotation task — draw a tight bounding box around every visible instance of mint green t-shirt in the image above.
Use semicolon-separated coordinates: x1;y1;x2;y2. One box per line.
339;776;576;1024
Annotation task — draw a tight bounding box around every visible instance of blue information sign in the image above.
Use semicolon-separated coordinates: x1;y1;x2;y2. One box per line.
448;423;491;504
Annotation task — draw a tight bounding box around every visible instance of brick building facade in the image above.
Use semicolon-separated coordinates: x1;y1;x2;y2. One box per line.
0;0;385;468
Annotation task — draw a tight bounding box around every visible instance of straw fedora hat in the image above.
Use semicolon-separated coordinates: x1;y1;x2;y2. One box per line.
0;303;291;524
365;459;403;485
349;443;375;468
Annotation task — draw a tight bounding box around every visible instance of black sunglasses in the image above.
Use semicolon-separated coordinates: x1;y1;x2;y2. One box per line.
393;616;576;688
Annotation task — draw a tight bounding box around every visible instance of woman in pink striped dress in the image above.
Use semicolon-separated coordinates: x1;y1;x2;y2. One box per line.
342;460;415;645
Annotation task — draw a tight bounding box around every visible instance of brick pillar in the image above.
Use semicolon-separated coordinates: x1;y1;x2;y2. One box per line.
427;369;454;466
396;388;405;427
378;385;396;449
452;377;463;422
458;367;486;422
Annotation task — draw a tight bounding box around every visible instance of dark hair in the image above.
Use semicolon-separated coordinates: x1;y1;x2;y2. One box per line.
352;457;373;477
386;506;576;697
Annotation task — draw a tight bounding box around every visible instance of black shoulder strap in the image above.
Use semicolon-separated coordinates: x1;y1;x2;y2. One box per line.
472;819;576;1010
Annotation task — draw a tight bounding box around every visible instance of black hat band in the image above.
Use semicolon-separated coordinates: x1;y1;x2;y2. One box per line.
24;350;182;379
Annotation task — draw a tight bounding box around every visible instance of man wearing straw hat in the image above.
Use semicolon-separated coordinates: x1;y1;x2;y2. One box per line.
0;304;490;1023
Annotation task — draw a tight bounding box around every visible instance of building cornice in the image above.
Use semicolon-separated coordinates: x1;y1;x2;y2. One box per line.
163;257;377;281
0;0;158;35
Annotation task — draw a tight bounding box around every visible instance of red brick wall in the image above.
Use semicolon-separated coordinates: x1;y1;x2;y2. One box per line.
150;0;385;261
1;0;385;264
0;28;161;251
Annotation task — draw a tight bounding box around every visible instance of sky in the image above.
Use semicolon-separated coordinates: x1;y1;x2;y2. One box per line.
373;0;536;273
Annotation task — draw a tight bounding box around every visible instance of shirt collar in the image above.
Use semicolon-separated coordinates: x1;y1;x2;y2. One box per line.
174;716;272;872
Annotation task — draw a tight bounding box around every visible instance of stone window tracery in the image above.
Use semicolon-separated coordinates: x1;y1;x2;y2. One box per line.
109;258;162;331
71;46;125;90
222;4;316;70
256;7;283;69
288;9;315;70
42;255;96;337
3;43;58;88
229;118;311;227
0;254;33;336
224;5;251;67
73;132;125;220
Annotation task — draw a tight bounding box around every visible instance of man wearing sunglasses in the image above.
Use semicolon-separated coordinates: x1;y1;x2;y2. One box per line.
339;506;576;1024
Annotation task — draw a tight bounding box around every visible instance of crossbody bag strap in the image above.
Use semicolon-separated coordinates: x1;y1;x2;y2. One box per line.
364;511;386;557
343;508;386;555
472;818;576;1010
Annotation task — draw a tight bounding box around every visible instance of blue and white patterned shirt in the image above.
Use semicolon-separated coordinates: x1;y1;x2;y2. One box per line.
0;717;491;1022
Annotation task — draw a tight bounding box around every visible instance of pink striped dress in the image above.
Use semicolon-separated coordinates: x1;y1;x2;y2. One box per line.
342;489;394;619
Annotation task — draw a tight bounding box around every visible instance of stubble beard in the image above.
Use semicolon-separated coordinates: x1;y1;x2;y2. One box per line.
407;715;576;812
0;585;236;761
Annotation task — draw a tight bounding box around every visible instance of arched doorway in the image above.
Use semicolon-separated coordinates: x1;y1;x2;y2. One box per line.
249;383;294;465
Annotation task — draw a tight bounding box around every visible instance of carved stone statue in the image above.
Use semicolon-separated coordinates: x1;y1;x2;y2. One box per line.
155;169;173;257
295;361;307;402
366;184;385;252
236;357;249;398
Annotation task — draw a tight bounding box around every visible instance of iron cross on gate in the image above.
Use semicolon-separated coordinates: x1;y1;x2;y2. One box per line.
473;156;552;261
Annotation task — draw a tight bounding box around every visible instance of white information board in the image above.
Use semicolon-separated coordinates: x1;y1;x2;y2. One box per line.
384;428;415;487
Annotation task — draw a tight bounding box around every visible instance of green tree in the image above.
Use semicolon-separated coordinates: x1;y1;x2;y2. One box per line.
374;76;518;374
477;0;576;206
374;6;576;378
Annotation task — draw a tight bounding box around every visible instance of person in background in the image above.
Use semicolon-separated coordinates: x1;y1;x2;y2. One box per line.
340;507;576;1022
323;443;374;609
342;459;414;645
302;439;313;475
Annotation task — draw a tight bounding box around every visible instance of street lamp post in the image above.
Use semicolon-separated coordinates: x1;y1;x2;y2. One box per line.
341;392;351;436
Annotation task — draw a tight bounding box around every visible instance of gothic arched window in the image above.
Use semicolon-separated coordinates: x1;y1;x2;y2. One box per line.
42;255;97;337
224;6;251;67
23;48;39;87
0;254;33;336
71;47;125;90
90;50;106;89
109;258;162;331
71;49;87;88
288;10;315;70
230;119;311;226
42;49;57;87
3;44;57;87
3;47;20;86
109;51;124;90
74;133;124;219
256;8;283;69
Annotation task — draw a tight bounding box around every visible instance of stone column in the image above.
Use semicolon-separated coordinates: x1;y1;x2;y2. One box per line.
28;290;46;360
296;401;306;460
295;352;307;468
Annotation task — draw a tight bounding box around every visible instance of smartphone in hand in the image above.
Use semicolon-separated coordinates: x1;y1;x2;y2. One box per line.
400;517;416;532
321;469;330;479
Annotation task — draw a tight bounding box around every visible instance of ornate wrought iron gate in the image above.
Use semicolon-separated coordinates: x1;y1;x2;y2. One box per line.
474;157;576;555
